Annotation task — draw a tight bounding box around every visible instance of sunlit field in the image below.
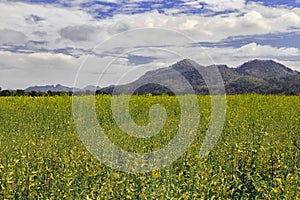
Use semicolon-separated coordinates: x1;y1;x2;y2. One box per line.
0;95;299;199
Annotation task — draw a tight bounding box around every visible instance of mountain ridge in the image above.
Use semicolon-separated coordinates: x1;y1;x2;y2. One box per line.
21;59;300;95
97;59;300;95
236;59;298;79
24;84;81;92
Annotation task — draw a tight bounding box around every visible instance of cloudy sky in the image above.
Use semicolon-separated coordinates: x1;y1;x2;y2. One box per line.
1;0;300;89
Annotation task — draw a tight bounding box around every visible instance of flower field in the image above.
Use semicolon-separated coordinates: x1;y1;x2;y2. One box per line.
0;95;299;199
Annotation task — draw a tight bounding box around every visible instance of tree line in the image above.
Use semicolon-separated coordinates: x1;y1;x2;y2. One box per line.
0;88;77;97
1;87;299;97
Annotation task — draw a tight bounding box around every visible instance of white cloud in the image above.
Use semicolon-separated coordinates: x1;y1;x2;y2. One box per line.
235;43;300;57
181;0;204;9
1;1;299;48
178;20;199;31
59;25;100;42
0;0;95;49
182;0;246;11
0;29;28;45
197;43;300;69
0;51;80;89
28;53;76;64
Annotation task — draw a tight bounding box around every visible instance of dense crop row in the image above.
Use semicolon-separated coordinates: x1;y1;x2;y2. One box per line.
0;95;299;199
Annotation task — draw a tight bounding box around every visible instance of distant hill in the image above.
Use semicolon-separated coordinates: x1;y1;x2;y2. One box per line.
82;85;101;91
236;59;297;79
96;59;300;95
25;84;80;92
24;84;103;93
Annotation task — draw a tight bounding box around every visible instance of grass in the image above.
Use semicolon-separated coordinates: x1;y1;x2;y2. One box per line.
0;95;299;199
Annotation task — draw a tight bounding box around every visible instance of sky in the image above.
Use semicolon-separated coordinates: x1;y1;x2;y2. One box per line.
0;0;300;89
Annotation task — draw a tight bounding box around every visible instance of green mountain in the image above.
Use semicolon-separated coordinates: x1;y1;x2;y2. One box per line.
96;59;300;95
236;59;297;79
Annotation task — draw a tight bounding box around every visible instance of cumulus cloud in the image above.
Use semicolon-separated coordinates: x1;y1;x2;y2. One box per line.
25;14;45;24
32;31;48;37
108;22;131;34
59;25;99;42
196;43;300;69
0;29;28;45
0;0;95;49
28;52;76;64
183;0;246;11
1;1;300;49
235;43;300;57
0;51;79;89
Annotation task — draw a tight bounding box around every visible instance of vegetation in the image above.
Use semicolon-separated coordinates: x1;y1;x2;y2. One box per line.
0;89;73;97
0;95;299;199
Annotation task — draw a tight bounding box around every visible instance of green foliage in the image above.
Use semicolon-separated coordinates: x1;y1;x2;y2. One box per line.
0;90;75;97
0;95;299;199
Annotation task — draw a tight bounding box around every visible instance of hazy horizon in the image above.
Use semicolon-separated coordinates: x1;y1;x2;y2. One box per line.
2;58;299;91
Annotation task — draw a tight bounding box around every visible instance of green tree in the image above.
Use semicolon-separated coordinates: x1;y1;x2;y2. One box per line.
16;89;25;96
1;90;12;96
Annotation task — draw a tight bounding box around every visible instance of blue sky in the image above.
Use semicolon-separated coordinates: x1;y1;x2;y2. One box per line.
18;0;300;17
0;0;300;89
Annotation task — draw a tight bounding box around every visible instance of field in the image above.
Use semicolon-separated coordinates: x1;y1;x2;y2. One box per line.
0;95;299;199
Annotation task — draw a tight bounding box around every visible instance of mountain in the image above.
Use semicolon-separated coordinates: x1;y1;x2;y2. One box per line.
25;84;80;92
23;59;300;95
96;59;300;95
236;59;298;79
24;84;101;92
97;59;207;95
82;85;101;91
215;64;241;84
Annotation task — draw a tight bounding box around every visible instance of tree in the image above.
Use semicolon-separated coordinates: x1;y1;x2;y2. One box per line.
28;91;38;97
1;90;12;96
47;90;53;96
16;89;25;96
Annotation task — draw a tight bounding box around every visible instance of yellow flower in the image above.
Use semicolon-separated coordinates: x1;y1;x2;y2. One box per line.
152;170;160;179
241;124;246;131
178;175;181;181
272;188;279;193
228;120;234;127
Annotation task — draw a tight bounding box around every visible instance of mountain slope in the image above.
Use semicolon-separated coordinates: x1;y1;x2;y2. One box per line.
236;59;298;79
97;59;300;95
103;59;207;94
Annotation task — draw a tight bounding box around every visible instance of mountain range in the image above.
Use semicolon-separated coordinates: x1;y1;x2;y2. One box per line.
97;59;300;95
24;59;300;95
24;84;80;93
24;84;100;93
